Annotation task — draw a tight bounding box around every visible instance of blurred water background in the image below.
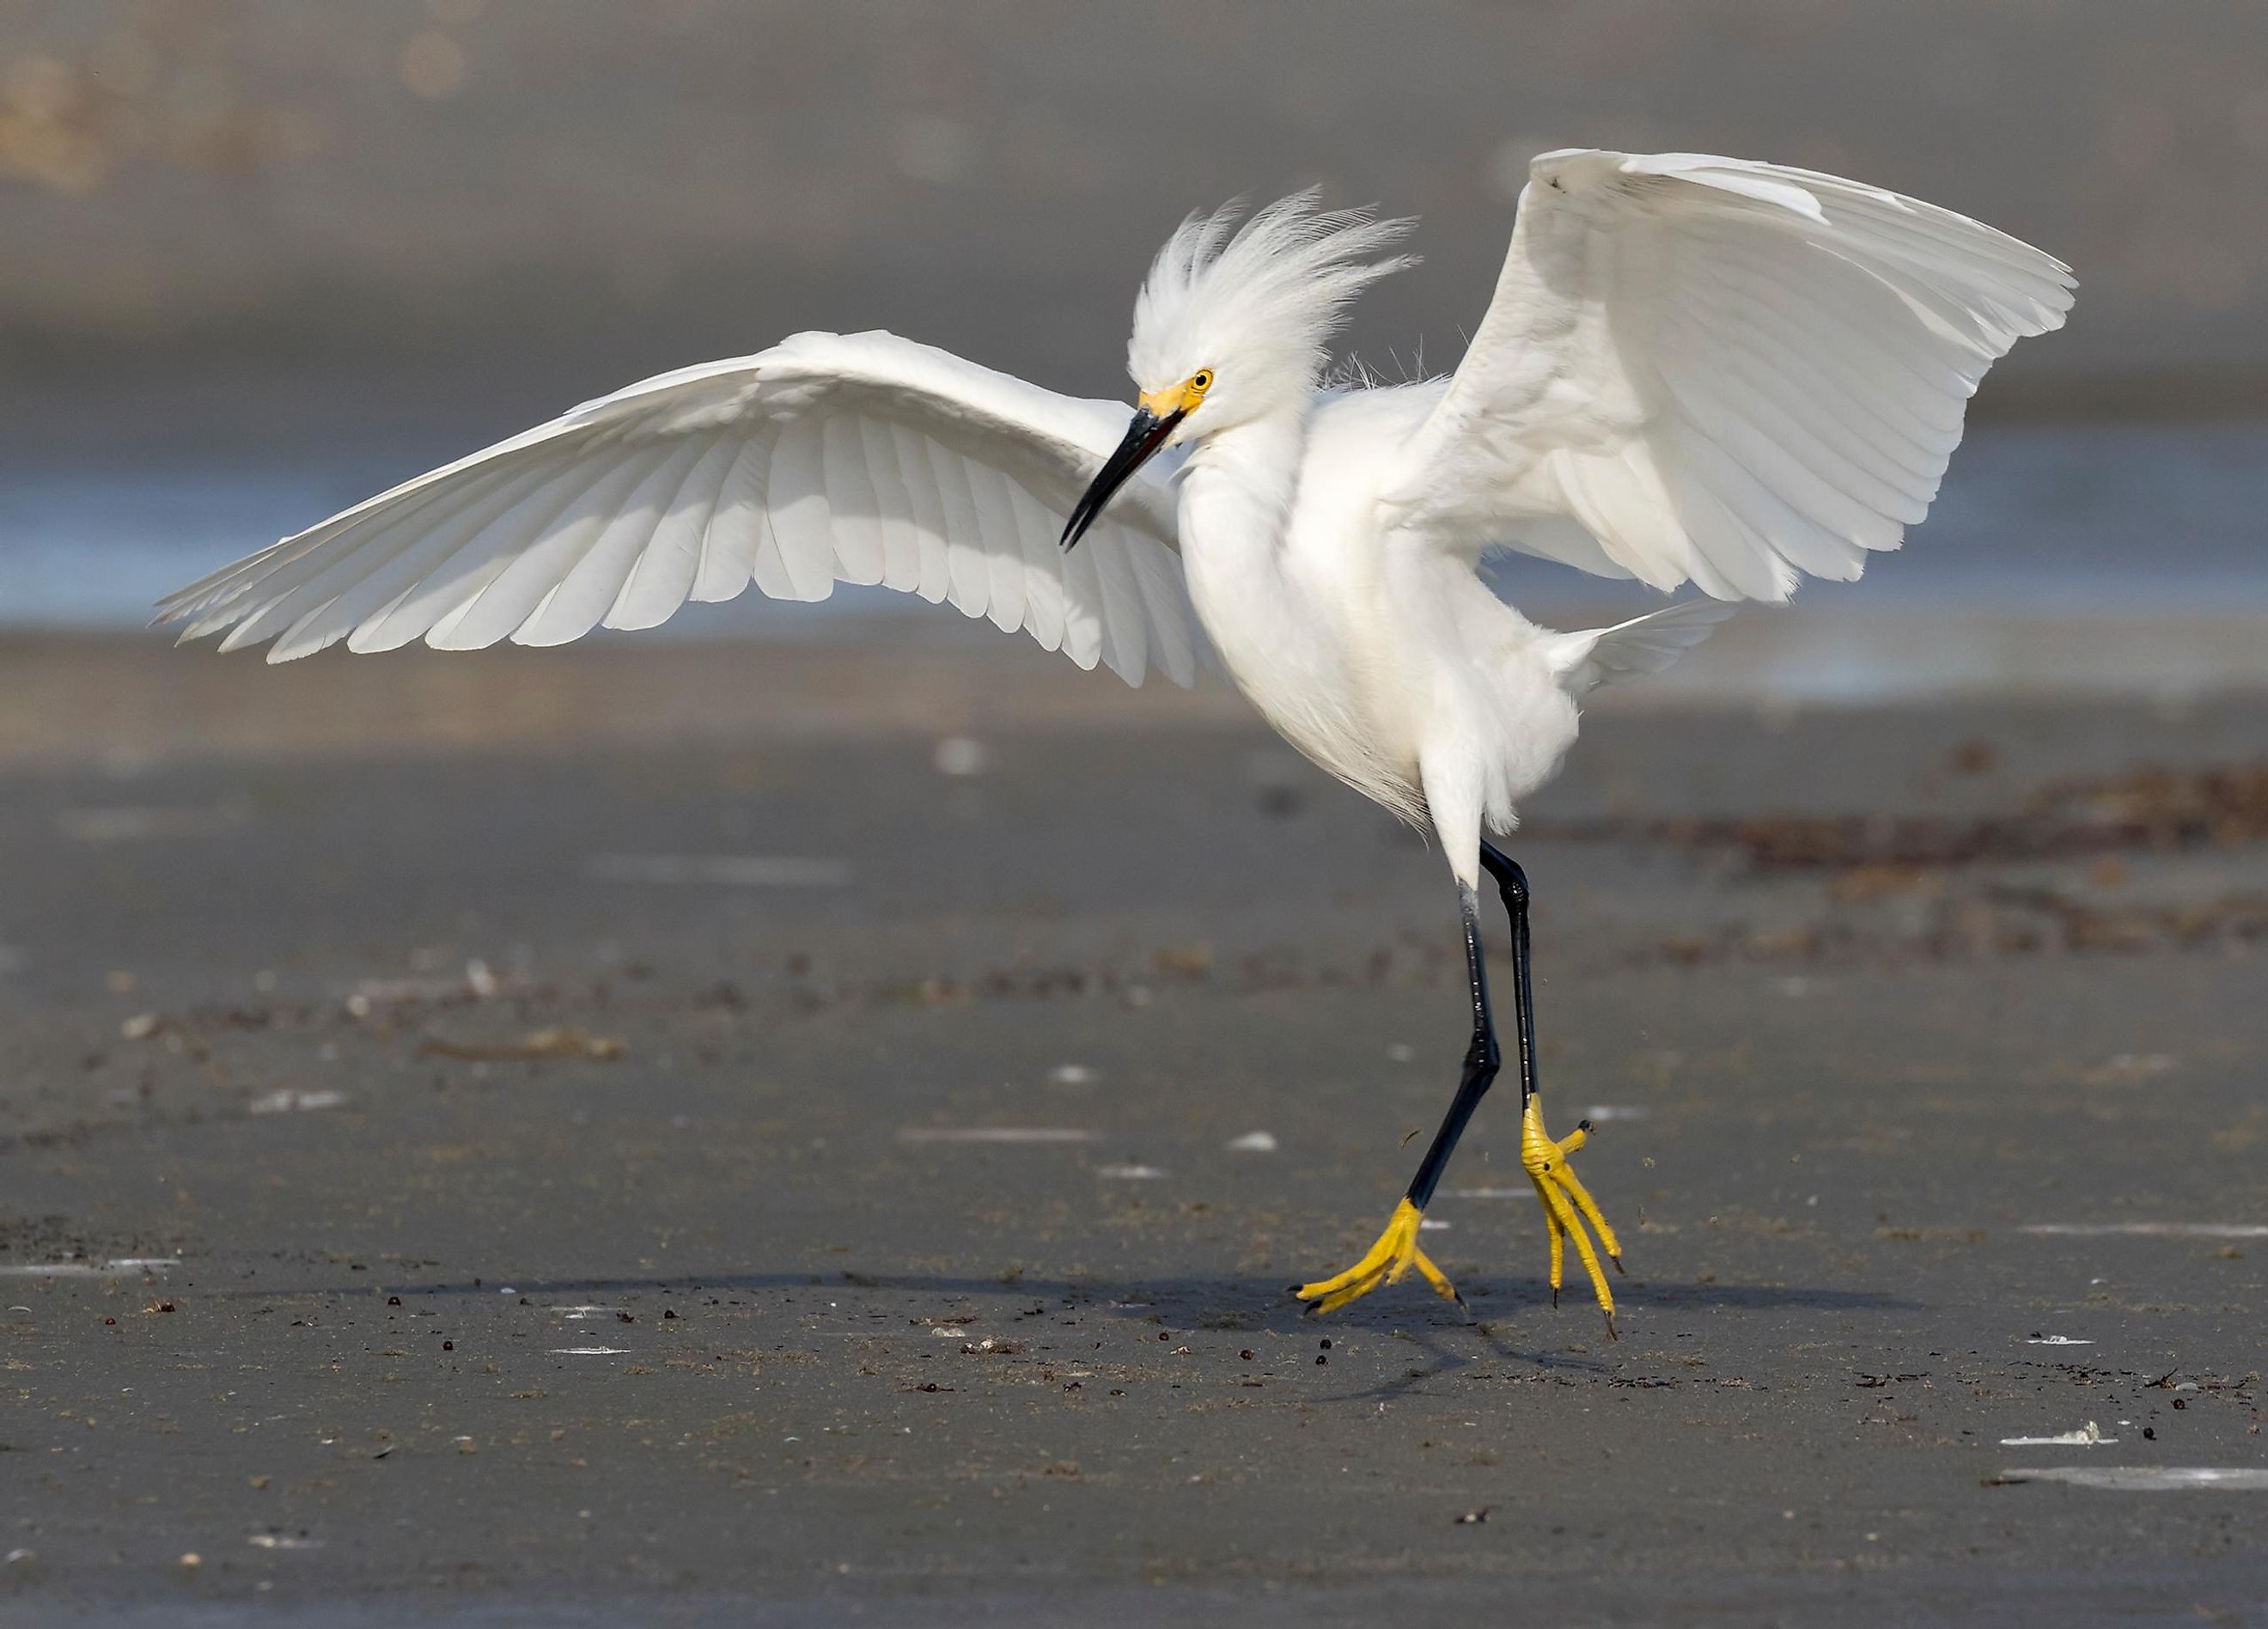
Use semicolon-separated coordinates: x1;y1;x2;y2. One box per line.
1;1;2260;688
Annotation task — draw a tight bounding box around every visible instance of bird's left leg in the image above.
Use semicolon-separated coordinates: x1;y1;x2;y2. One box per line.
1480;840;1624;1339
1290;883;1498;1316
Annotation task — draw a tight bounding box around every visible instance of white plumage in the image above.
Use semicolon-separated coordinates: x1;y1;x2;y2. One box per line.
160;147;2072;1322
159;149;2071;871
162;333;1196;684
1382;151;2075;602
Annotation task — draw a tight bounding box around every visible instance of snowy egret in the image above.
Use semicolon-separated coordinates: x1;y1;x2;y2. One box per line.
160;149;2071;1330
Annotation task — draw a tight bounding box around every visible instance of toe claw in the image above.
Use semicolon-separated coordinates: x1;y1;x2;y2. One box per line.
1609;1254;1626;1276
1603;1309;1619;1342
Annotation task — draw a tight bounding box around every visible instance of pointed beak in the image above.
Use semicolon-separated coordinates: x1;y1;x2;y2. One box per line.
1061;405;1181;551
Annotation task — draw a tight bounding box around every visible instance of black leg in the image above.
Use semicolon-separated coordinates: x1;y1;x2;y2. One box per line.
1403;884;1502;1211
1478;841;1539;1109
1400;846;1536;1210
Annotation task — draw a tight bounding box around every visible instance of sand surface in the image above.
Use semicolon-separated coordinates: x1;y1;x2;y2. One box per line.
2;635;2265;1624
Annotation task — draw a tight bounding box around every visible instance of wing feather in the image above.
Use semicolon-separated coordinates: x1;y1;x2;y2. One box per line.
161;330;1193;686
884;422;954;606
1003;481;1067;653
820;413;887;587
923;441;991;619
1054;506;1107;672
1088;521;1149;687
1382;149;2072;601
758;417;836;602
264;462;566;659
429;445;679;650
520;436;721;646
856;416;924;593
606;431;738;630
966;464;1027;634
1646;355;1893;552
353;451;641;652
1122;528;1198;687
1671;277;1951;483
189;458;533;645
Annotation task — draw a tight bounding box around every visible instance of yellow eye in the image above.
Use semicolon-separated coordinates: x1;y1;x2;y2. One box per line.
1189;370;1213;394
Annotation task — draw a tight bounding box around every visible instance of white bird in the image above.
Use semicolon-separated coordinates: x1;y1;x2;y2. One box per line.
159;149;2072;1329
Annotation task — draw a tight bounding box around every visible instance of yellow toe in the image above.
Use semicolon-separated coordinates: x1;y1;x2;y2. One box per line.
1293;1198;1463;1315
1521;1096;1624;1338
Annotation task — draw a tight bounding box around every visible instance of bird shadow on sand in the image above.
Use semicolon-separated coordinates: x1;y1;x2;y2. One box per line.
204;1266;1908;1339
198;1266;1904;1398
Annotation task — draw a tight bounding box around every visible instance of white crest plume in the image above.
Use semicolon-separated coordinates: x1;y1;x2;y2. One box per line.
1127;188;1417;412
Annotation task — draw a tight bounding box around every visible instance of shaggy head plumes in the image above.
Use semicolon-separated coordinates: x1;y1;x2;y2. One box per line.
1127;190;1416;432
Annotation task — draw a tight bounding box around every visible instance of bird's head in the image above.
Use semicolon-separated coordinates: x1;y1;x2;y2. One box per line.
1063;189;1413;549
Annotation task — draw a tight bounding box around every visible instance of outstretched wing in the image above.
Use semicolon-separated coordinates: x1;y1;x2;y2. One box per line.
158;330;1197;686
1380;149;2075;601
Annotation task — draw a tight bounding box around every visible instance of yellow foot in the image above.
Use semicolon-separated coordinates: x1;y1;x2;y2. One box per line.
1291;1198;1466;1316
1522;1096;1626;1339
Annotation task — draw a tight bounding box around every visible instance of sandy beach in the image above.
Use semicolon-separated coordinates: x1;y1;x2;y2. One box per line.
2;630;2264;1623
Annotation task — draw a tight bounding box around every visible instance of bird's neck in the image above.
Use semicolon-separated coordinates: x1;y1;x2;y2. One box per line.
1176;408;1327;701
1180;408;1303;573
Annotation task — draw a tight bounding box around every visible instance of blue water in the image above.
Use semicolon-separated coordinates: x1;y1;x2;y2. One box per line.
2;422;2262;629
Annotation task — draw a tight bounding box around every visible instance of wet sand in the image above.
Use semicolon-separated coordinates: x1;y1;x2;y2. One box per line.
2;632;2265;1624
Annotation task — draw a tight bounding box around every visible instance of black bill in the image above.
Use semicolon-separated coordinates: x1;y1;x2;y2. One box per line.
1060;406;1181;551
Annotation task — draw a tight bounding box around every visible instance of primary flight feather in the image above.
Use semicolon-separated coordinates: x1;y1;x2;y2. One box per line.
162;149;2072;1326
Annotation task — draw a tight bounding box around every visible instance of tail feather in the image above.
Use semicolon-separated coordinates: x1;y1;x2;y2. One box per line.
1539;598;1736;698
